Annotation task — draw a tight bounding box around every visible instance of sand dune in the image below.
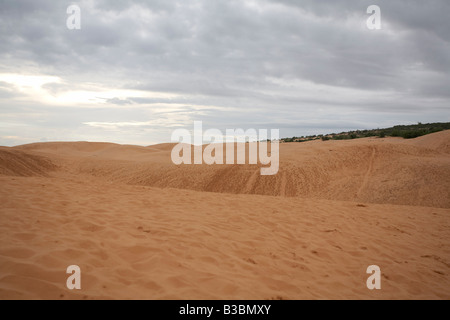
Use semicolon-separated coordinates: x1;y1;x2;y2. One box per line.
0;147;57;177
0;131;449;299
10;130;450;208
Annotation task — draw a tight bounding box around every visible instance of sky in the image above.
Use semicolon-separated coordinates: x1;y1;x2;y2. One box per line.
0;0;449;146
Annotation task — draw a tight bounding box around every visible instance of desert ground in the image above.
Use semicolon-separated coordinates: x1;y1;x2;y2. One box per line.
0;130;449;299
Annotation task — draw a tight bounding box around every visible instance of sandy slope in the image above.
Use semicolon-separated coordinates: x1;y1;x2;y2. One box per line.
9;130;450;207
0;131;449;299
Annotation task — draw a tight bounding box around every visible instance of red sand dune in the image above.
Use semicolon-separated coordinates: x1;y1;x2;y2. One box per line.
0;131;449;299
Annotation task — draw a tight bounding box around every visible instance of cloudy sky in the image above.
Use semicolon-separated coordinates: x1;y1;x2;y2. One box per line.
0;0;449;146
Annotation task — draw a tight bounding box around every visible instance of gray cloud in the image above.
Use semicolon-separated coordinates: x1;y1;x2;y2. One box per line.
0;0;449;146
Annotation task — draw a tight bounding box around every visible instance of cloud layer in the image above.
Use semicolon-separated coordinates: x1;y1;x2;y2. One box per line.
0;0;449;146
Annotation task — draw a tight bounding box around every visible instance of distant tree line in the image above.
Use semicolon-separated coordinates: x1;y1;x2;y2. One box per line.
280;122;450;143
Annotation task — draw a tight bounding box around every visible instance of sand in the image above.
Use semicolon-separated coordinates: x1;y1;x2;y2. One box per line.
0;131;449;299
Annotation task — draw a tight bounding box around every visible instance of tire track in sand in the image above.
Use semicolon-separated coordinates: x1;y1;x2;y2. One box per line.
357;146;376;199
280;170;287;196
242;168;260;194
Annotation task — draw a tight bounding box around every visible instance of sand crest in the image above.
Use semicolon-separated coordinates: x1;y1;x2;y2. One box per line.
0;131;449;299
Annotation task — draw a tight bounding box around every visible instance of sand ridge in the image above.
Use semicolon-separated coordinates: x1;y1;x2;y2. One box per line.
0;131;449;299
8;131;450;208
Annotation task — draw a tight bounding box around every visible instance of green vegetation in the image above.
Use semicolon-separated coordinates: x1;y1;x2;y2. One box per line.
280;122;450;143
